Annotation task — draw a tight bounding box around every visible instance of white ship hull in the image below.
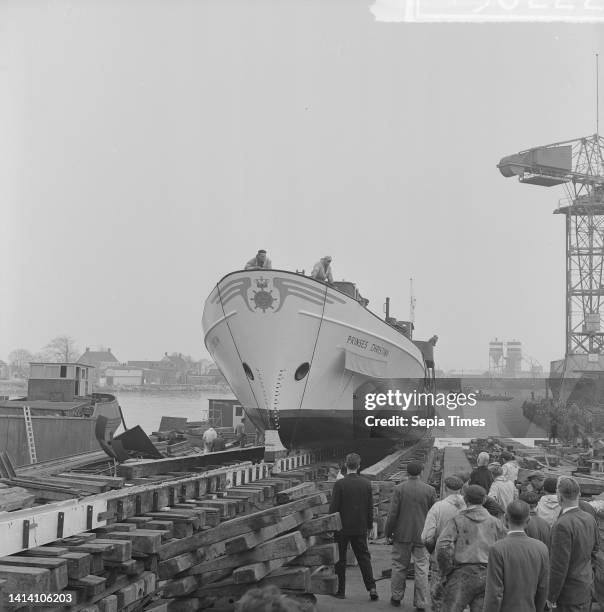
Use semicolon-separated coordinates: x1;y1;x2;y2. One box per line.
202;270;428;449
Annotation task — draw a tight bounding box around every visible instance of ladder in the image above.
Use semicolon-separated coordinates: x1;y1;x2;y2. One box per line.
23;405;37;464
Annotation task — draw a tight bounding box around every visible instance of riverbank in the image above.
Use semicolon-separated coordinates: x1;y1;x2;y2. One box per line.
0;380;231;397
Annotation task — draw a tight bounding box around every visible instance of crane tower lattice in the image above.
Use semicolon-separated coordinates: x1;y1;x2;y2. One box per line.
498;134;604;356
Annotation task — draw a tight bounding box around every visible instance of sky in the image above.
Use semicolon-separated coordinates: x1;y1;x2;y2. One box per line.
1;0;602;372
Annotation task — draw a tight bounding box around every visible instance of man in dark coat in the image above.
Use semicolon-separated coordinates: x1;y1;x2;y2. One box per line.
385;461;437;609
483;500;549;612
329;453;378;602
547;476;600;611
469;451;493;492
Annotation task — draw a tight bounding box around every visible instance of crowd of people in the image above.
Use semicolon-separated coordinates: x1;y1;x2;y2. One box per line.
329;451;603;612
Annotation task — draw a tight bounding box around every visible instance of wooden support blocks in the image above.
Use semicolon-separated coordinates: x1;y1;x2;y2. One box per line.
276;482;317;504
310;566;339;594
146;520;175;539
158;552;201;580
288;543;338;566
21;545;70;557
223;509;313;555
299;512;342;536
158;506;281;560
70;574;107;598
98;594;118;612
89;538;133;563
60;551;92;579
0;564;50;594
0;555;67;590
232;555;296;583
103;530;164;554
95;522;137;533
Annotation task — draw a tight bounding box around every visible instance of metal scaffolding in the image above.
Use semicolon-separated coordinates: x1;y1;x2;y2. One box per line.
498;133;604;356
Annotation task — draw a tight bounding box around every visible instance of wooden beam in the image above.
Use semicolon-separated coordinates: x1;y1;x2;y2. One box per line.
0;497;108;557
224;509;313;555
0;555;68;590
158;506;282;560
187;532;308;576
117;448;265;479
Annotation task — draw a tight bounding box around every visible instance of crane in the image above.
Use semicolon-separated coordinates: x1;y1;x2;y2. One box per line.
498;133;604;357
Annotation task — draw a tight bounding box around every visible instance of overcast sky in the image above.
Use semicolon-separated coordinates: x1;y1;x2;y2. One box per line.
1;1;602;372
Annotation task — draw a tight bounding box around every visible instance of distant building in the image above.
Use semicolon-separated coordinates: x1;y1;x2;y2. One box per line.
0;360;8;379
128;352;190;384
78;348;120;384
28;362;94;401
105;366;144;387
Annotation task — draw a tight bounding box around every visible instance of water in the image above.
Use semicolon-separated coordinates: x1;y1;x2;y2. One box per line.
114;390;235;434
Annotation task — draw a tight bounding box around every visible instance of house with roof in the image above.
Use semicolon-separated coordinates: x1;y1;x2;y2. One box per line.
78;347;120;384
127;352;191;385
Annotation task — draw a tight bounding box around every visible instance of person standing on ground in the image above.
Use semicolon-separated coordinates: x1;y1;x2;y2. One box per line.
310;256;333;283
518;492;551;547
488;464;517;511
483;500;549;612
500;451;519;484
435;485;506;612
385;461;436;609
234;417;247;447
547;476;600;612
536;477;561;526
202;426;217;454
421;476;466;612
212;430;226;452
469;452;494;492
329;453;378;602
521;472;545;498
245;249;272;270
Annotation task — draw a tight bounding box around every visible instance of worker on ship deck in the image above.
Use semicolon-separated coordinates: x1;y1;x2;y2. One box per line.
245;249;272;270
234;417;247;447
202;426;217;454
311;256;333;283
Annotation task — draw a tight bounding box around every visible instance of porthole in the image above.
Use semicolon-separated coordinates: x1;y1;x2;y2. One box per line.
243;363;254;380
294;362;310;381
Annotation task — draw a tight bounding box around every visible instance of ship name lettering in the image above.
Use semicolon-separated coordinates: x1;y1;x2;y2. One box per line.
369;343;389;358
347;335;368;349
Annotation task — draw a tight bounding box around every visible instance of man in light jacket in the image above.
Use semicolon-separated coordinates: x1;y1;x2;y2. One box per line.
483;500;549;612
311;256;333;283
488;464;517;512
245;249;272;270
421;476;465;612
436;485;506;612
500;451;519;484
202;426;217;454
536;477;561;526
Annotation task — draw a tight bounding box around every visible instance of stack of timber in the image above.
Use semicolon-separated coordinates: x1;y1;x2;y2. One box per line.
154;485;341;610
0;457;342;611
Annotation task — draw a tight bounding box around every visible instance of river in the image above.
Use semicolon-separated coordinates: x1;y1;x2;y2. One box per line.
114;389;235;434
